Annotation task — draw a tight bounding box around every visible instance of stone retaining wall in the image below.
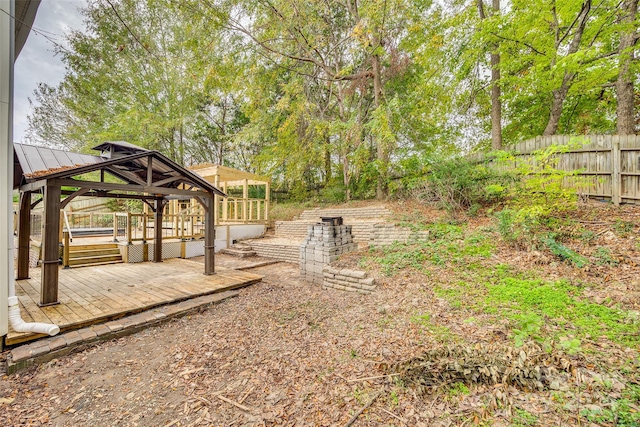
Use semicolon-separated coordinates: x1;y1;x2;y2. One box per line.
322;266;376;294
298;206;391;220
369;223;429;246
249;240;300;263
276;220;378;243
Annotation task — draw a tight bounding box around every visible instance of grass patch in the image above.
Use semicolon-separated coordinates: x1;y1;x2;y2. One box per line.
487;277;638;346
362;223;494;276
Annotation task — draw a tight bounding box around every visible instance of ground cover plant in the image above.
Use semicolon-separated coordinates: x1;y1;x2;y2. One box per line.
349;198;640;425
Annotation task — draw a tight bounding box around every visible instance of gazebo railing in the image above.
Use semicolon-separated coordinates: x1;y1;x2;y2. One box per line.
55;211;206;245
112;213;206;244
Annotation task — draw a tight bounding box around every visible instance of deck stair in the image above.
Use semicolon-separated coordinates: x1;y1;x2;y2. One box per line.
66;243;123;267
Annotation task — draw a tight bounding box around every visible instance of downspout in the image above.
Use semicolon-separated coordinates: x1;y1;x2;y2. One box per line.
2;0;58;336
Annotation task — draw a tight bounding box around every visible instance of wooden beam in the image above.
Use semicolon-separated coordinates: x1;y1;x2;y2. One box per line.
60;188;90;209
52;178;210;198
41;184;61;306
17;191;31;279
204;194;215;275
153;175;182;187
30;195;42;210
19;180;46;193
194;195;209;213
104;166;146;186
147;155;153;186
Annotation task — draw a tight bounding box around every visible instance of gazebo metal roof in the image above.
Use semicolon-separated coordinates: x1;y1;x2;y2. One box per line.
14;142;225;198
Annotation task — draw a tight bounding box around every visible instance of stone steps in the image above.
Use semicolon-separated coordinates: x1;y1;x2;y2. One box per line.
220;243;257;258
248;239;300;263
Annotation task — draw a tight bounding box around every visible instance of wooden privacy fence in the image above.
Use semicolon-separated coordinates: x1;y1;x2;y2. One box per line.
482;135;640;206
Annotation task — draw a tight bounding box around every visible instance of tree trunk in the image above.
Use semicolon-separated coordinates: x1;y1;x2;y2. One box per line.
324;136;332;185
478;0;502;149
372;52;388;200
543;73;574;135
490;0;502;149
616;0;638;135
543;0;591;135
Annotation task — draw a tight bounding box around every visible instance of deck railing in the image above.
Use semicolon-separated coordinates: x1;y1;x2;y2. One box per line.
219;197;267;223
175;197;269;224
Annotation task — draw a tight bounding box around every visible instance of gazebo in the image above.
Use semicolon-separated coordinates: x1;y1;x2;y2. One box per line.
13;141;225;307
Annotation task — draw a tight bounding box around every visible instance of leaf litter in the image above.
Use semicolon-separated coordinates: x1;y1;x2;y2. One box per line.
0;202;639;426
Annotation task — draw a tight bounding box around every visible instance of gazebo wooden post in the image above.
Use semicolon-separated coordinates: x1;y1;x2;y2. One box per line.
204;194;215;275
17;191;32;279
153;197;163;262
41;183;61;306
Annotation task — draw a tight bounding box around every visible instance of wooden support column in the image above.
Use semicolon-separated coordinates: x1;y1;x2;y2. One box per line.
264;181;270;222
204;195;215;275
41;183;61;306
153;197;163;262
213;175;220;226
242;179;248;223
222;182;228;222
17;191;31;279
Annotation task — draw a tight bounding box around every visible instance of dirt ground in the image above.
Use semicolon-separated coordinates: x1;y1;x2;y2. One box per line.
1;202;639;426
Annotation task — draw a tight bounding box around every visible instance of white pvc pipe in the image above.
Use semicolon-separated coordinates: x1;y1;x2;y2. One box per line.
7;248;60;336
8;296;60;336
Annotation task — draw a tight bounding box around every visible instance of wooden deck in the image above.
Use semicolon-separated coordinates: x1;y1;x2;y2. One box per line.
7;258;262;345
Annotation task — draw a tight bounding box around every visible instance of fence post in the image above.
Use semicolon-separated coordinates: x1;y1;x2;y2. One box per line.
612;137;621;206
113;213;118;242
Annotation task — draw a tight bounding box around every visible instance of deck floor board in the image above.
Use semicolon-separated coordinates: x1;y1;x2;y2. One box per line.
8;259;262;345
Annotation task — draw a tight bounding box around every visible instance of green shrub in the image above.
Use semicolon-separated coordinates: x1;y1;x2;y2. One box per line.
409;156;511;217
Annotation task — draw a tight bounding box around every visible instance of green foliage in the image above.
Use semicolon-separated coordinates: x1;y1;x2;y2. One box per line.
104;199;143;213
540;235;588;268
580;384;640;426
512;313;544;347
494;142;587;247
447;382;470;398
613;219;634;237
24;0;633;199
487;277;639;347
512;408;538;426
509;142;584;220
363;222;494;276
406;156;511;217
594;247;619;266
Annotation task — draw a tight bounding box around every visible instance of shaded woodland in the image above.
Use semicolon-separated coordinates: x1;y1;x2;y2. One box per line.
26;0;639;200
